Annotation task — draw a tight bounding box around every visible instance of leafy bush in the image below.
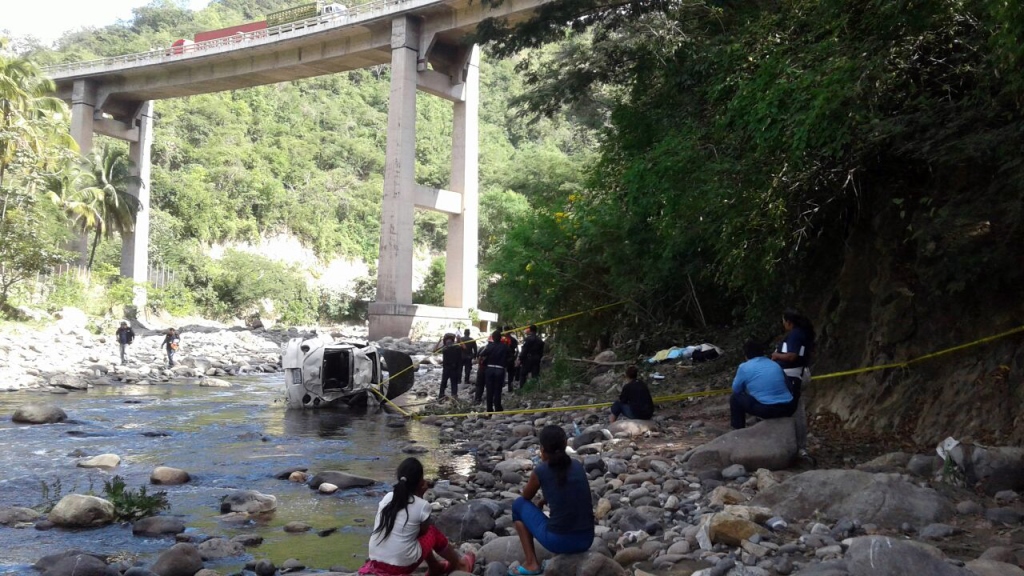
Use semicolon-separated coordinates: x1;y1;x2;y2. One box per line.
413;256;446;306
102;475;169;521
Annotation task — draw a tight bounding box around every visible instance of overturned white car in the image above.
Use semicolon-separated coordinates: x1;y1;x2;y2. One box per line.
282;337;415;409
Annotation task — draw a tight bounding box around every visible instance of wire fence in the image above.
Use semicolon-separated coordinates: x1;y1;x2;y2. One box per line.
24;264;178;306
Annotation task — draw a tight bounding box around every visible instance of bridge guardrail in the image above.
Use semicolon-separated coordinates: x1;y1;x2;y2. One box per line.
43;0;415;78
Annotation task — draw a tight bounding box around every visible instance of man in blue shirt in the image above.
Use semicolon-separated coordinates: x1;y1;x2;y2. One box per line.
730;340;797;429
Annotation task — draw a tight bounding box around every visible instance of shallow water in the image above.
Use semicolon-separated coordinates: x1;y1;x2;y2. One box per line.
0;376;468;574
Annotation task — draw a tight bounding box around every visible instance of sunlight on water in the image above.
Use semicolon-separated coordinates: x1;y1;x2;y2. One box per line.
0;375;462;573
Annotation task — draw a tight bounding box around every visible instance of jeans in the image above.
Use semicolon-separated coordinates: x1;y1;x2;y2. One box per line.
485;366;505;412
119;343;129;364
729;392;797;429
610;401;636;420
511;497;593;555
167;348;176;367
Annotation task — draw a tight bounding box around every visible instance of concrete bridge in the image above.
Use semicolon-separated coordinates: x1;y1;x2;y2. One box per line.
47;0;544;337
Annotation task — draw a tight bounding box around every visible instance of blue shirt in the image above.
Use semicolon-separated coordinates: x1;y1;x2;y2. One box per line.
535;460;594;535
732;357;792;405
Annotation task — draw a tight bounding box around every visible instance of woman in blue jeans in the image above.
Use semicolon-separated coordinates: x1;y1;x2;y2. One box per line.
509;425;594;576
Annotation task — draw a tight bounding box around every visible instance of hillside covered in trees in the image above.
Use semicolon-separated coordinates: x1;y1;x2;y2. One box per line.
3;0;1023;442
3;0;595;322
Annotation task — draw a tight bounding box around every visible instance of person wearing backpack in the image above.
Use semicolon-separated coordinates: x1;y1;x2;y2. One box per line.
115;321;135;365
161;328;180;368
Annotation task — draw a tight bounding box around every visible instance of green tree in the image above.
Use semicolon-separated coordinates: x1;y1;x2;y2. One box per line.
82;145;141;270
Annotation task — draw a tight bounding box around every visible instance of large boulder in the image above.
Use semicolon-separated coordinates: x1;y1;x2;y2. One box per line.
435;501;497;541
12;404;67;424
219;490;277;514
683;418;797;472
307;471;376;490
0;506;41;526
545;551;626;576
150;543;203;576
947;444;1024;495
48;495;116;528
34;550;117;576
132;516;186;537
751;470;953;528
151;466;191;485
476;535;554;565
843;536;970;576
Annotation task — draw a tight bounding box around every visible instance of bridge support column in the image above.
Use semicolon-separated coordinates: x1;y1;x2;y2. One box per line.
120;101;153;307
70;80;96;264
444;46;479;309
376;16;419;308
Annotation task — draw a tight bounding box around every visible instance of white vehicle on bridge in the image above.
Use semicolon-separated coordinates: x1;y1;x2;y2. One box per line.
282;337;415;409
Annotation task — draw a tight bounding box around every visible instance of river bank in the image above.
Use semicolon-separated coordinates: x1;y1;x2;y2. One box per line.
2;315;1024;576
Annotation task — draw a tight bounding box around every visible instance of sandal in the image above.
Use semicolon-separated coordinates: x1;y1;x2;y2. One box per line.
507;565;543;576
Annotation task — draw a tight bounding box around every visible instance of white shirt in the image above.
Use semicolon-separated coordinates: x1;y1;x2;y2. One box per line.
367;492;432;566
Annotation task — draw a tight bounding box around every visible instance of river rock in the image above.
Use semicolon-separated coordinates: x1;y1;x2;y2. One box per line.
751;469;953;528
150;543;204;576
946;444;1024;495
606;420;657;437
197;537;245;560
307;471;376;490
48;494;116;528
965;559;1024;576
319;482;339;494
708;512;770;546
289;471;309;482
0;506;41;525
220;490;277;514
36;552;116;576
283;521;312;533
545;551;626;576
435;501;496;541
151;466;190;485
49;373;90;391
477;535;554;565
684;418;796;472
77;454;121;469
12;404;68;424
842;536;969;575
133;516;186;536
199;377;231;388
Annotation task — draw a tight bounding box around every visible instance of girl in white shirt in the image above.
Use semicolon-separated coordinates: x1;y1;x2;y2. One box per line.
358;458;475;576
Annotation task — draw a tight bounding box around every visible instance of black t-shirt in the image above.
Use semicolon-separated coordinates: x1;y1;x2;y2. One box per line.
520;333;544;362
619;378;654;419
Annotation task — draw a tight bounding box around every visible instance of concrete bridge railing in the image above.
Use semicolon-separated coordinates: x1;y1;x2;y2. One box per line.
44;0;432;78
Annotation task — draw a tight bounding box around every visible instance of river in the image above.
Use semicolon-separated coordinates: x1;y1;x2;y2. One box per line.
0;375;468;574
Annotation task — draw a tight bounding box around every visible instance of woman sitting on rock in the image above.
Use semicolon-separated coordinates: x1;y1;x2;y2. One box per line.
359;457;475;576
510;425;595;576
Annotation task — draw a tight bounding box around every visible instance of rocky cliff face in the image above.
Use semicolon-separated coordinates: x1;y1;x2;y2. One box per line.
808;171;1024;446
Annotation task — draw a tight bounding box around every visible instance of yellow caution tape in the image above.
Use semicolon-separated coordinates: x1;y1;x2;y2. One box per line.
409;323;1024;421
811;324;1024;380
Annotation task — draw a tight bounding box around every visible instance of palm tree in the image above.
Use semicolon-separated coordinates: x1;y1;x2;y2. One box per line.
0;38;74;220
83;145;142;270
45;161;103;240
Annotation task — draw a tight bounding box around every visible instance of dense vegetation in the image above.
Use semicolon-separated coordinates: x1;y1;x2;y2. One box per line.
3;0;1022;356
476;0;1024;346
1;0;591;323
